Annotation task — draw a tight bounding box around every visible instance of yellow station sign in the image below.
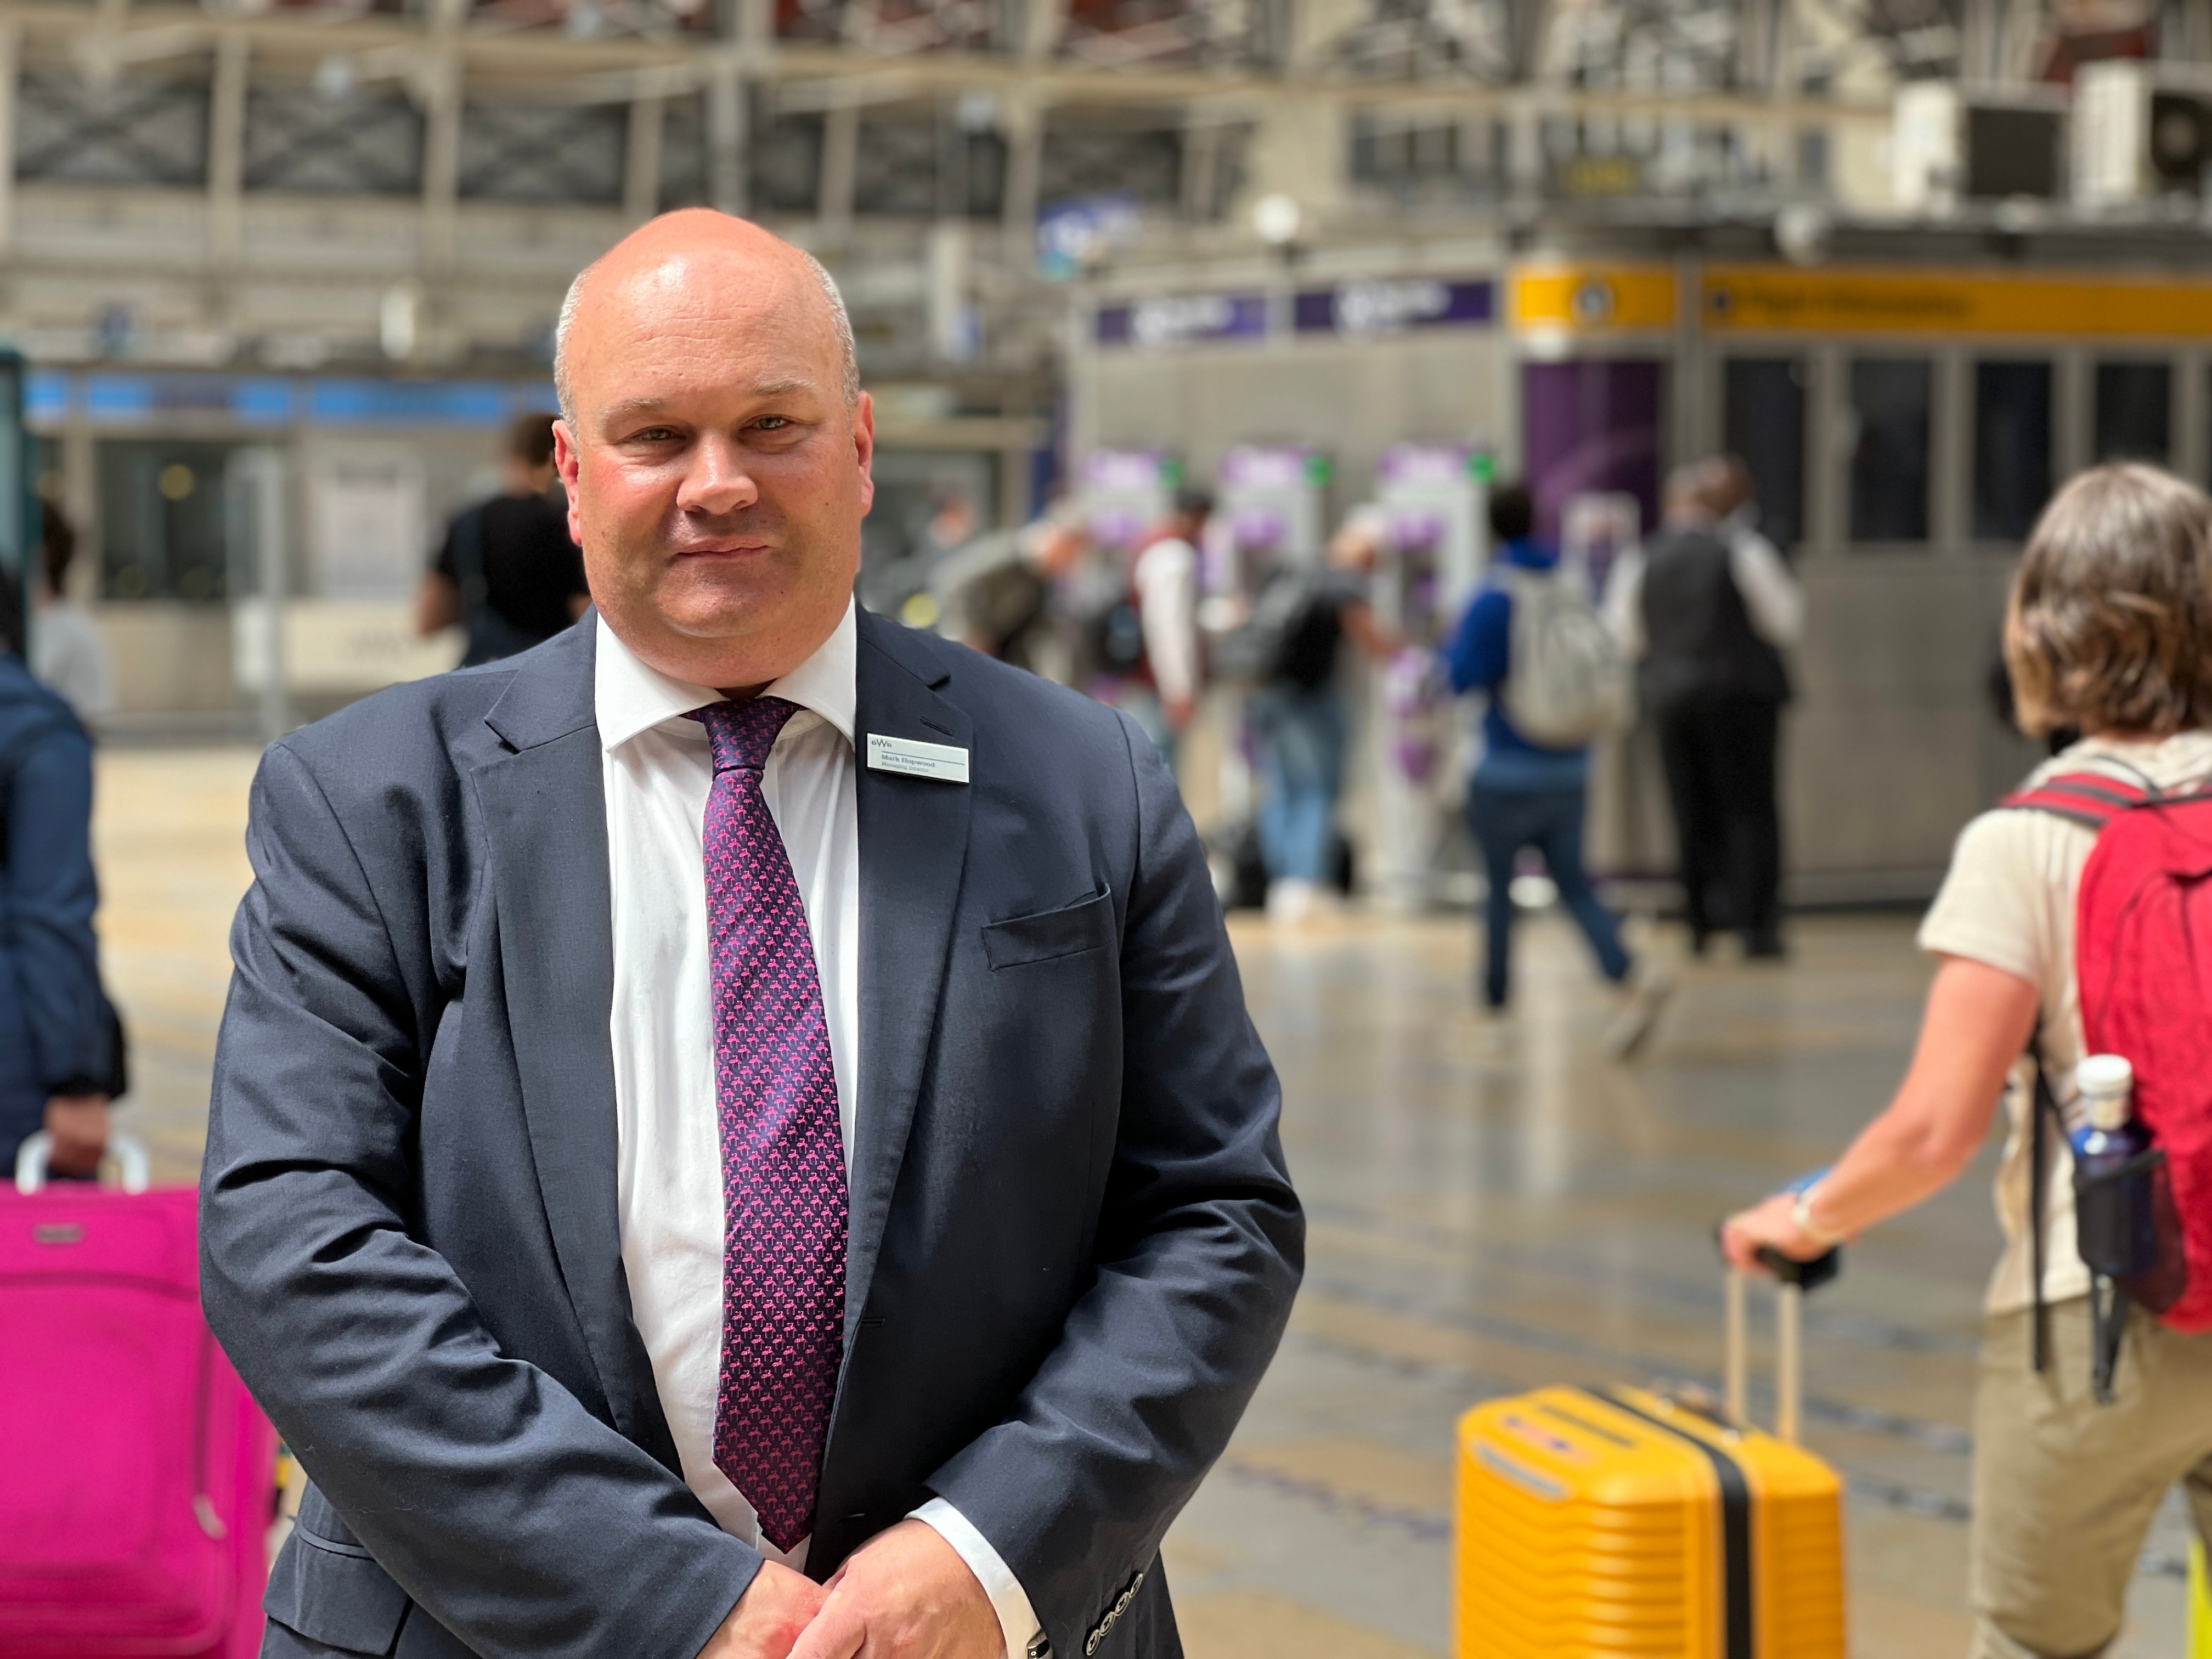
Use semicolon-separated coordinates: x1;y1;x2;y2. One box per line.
1513;265;1680;334
1702;264;2212;338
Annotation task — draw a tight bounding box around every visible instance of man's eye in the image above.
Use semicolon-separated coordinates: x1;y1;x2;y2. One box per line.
633;427;678;442
754;416;792;432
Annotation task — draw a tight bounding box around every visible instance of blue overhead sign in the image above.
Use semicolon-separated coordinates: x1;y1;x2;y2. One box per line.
17;371;562;430
309;379;511;426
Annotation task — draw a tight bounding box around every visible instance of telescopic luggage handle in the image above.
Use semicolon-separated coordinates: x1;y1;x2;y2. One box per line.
13;1130;151;1195
1723;1244;1841;1445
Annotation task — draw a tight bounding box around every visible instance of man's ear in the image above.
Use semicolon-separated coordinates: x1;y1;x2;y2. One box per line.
851;392;876;517
554;419;585;547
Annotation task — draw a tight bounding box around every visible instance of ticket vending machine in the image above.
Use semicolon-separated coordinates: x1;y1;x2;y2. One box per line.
1374;443;1488;639
1079;448;1179;554
1368;444;1491;909
1209;445;1330;608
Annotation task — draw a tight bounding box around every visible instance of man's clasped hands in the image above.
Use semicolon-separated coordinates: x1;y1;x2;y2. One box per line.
699;1517;1007;1659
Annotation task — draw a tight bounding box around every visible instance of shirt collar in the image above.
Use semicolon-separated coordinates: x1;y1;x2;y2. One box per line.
595;598;856;754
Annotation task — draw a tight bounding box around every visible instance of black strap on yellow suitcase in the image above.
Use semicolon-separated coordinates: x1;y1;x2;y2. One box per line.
1587;1246;1837;1659
1595;1391;1755;1659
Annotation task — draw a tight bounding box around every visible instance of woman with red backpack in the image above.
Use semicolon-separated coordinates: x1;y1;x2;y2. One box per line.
1724;462;2212;1659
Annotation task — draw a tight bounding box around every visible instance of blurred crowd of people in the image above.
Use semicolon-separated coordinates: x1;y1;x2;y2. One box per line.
902;450;1804;1041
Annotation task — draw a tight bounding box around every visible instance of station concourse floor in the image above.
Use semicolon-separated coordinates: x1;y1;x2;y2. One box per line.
97;746;2197;1659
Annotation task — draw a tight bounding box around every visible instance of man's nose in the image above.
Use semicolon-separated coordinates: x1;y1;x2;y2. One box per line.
677;437;760;517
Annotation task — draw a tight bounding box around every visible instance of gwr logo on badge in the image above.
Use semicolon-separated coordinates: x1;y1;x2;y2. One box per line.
866;732;970;784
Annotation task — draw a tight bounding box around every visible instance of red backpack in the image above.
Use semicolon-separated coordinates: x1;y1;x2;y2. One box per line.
2004;770;2212;1357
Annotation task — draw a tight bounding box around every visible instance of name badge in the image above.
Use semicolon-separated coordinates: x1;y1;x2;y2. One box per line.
866;732;970;785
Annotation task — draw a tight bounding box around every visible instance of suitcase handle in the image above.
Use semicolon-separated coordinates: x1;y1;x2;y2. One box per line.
13;1130;151;1195
1722;1246;1840;1445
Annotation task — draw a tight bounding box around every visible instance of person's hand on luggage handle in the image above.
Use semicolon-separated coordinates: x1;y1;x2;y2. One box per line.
699;1561;828;1659
1720;1193;1836;1274
1723;955;2039;1280
785;1518;1003;1659
43;1093;111;1178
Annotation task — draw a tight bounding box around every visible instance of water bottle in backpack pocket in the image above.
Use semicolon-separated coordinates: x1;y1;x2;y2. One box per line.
2055;1053;2190;1401
2070;1056;2165;1281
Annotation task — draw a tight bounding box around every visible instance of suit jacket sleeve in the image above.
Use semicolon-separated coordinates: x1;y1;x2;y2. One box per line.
4;715;105;1094
200;740;757;1659
922;712;1303;1655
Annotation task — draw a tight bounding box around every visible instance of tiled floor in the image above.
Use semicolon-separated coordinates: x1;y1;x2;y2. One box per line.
89;747;2197;1658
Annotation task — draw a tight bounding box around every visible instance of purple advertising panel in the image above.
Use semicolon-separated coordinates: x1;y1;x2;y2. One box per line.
1519;358;1664;545
1292;279;1493;337
1094;293;1269;348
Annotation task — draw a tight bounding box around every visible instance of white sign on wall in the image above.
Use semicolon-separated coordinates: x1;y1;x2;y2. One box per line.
310;446;426;600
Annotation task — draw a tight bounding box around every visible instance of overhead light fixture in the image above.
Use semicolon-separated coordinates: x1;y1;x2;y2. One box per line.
1252;193;1304;250
380;279;424;363
1773;201;1832;267
312;51;358;102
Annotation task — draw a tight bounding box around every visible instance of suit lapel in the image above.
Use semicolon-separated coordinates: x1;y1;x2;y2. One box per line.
843;610;973;1339
475;625;678;1469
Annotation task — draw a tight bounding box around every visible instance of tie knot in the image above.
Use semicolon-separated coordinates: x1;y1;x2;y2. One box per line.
691;696;799;775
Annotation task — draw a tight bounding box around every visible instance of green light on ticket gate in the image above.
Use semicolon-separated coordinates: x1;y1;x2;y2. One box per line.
1469;452;1496;483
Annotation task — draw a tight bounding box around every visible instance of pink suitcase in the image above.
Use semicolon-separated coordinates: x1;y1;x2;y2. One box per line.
1;1135;279;1659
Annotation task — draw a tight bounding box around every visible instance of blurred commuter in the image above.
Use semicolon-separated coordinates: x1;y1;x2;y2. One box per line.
1131;488;1211;745
919;486;980;565
931;500;1089;681
1448;484;1658;1043
0;629;110;1178
1724;464;2212;1659
29;503;114;727
1248;509;1397;923
416;412;589;666
1607;455;1803;958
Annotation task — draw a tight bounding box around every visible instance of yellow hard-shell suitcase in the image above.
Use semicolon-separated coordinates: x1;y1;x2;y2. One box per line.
1454;1258;1847;1658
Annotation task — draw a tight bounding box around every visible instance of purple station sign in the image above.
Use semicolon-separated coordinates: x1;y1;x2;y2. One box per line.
1293;278;1493;337
1094;276;1492;349
1094;293;1269;348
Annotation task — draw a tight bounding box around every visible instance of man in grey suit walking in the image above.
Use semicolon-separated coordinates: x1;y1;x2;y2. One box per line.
200;210;1301;1659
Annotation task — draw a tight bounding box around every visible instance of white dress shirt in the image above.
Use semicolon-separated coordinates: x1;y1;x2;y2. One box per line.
596;603;1041;1659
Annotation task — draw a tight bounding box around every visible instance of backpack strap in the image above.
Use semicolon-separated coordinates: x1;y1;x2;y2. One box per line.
2028;1037;2062;1375
2002;770;2157;832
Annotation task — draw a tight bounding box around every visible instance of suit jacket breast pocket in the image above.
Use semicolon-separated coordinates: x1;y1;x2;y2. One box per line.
981;887;1115;970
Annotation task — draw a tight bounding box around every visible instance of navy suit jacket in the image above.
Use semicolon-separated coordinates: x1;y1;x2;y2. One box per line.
201;607;1302;1659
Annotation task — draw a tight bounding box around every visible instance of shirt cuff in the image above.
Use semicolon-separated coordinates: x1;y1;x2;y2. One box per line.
910;1497;1045;1659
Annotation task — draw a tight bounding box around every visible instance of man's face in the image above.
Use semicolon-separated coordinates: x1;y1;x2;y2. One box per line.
556;246;872;689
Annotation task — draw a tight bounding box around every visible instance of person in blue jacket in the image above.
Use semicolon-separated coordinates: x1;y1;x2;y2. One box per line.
1446;483;1640;1018
0;586;111;1178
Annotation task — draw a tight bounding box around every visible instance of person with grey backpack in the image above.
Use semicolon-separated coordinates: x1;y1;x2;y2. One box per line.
1446;483;1664;1049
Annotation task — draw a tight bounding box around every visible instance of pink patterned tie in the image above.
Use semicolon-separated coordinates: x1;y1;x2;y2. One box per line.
692;696;848;1553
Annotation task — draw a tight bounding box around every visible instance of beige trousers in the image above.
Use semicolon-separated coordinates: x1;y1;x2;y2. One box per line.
1970;1296;2212;1658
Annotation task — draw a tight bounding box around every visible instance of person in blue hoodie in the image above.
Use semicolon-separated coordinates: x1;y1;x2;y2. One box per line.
0;579;110;1178
1446;483;1643;1019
